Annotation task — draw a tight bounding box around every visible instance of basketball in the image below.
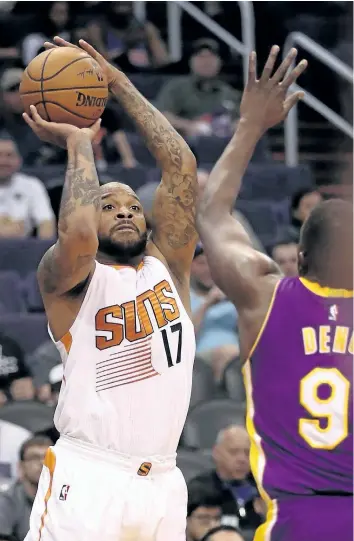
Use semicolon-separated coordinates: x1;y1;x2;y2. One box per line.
20;47;108;128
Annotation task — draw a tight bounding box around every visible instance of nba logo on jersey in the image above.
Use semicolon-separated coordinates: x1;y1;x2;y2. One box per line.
59;485;70;501
328;304;338;321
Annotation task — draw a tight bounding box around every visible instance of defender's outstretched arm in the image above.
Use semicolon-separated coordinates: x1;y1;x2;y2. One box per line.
197;46;307;309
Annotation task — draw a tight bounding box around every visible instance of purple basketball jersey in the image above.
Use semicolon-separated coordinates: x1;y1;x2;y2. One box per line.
243;276;353;500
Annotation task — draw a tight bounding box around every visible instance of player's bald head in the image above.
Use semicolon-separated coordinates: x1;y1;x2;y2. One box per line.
100;182;140;201
299;198;353;288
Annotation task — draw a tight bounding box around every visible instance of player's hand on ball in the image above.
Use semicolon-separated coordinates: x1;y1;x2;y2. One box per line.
23;105;101;148
44;36;119;89
240;45;308;133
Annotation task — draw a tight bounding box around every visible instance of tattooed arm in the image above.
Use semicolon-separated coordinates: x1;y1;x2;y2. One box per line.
23;106;101;297
110;73;198;280
38;133;100;296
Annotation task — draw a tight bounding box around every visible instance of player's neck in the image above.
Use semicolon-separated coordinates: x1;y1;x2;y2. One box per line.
301;272;353;291
97;251;144;269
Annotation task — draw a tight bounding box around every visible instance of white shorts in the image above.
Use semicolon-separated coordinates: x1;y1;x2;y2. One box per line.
24;436;187;541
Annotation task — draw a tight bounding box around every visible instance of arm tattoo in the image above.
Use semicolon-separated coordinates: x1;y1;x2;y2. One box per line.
39;136;100;294
58;137;101;234
111;76;197;251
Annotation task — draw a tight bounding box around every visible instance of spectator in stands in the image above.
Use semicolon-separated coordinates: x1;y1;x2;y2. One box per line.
98;100;138;170
188;425;264;534
157;39;241;137
87;1;169;69
200;525;245;541
197;169;264;252
0;69;47;166
288;188;322;242
187;484;223;541
21;1;72;66
0;132;55;238
0;435;52;541
0;420;32;480
0;332;34;406
191;244;239;381
25;339;60;403
271;238;298;277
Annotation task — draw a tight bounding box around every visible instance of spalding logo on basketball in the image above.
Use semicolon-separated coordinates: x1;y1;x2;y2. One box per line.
20;47;109;128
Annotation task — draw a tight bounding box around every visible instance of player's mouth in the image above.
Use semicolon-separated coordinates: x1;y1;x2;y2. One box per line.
113;223;138;233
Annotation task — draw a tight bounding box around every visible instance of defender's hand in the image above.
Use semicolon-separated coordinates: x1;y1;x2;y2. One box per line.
23;105;101;148
44;36;120;89
240;45;308;133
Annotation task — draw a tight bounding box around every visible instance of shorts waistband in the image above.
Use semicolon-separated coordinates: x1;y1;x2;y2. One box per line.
56;435;176;476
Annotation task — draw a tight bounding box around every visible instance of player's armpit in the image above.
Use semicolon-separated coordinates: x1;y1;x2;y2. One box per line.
198;213;280;309
151;162;198;281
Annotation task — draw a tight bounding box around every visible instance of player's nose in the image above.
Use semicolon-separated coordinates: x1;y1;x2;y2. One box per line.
116;209;133;219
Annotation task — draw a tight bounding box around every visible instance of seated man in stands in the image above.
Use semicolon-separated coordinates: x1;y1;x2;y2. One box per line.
186;484;223;541
190;244;239;381
271;238;298;277
0;332;34;407
0;436;52;541
0;132;55;238
157;39;241;137
188;425;264;536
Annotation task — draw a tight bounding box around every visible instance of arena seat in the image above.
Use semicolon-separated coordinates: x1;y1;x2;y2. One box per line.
0;238;53;278
22;271;44;312
100;164;150;191
0;313;48;354
0;400;55;433
235;200;279;247
0;271;25;313
220;358;246;404
190;135;270;166
182;399;246;449
189;357;217;410
176;448;214;483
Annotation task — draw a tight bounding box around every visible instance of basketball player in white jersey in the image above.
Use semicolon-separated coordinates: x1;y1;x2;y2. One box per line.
23;38;198;541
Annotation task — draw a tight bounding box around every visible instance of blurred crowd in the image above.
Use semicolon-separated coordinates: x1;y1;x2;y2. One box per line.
0;2;352;541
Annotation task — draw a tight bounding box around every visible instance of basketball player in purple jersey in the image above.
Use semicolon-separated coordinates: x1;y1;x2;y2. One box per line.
197;45;353;541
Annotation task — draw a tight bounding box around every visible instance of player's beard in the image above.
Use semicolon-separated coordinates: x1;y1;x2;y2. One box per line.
98;231;148;264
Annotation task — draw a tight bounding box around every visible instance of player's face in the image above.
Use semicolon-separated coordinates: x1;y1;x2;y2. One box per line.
20;445;49;486
187;506;222;541
0;139;21;180
98;186;147;261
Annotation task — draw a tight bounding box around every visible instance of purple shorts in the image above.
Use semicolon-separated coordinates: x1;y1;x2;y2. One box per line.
255;495;353;541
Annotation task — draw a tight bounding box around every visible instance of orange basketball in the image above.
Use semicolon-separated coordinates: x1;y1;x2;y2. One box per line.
20;47;108;128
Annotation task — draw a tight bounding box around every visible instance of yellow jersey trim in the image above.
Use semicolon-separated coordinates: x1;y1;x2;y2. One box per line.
242;359;278;540
299;278;353;298
247;280;281;361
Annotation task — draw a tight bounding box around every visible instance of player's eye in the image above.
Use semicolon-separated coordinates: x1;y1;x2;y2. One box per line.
131;205;140;211
103;204;114;211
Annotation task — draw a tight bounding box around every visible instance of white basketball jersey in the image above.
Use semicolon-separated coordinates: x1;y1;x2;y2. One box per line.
50;256;195;456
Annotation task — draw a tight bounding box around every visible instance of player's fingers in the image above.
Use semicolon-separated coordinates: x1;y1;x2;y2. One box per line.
29;105;46;125
44;41;58;50
79;40;105;64
90;118;102;136
22;112;36;129
247;51;257;87
281;59;308;90
260;45;280;84
271;48;297;84
53;36;79;49
284;91;305;115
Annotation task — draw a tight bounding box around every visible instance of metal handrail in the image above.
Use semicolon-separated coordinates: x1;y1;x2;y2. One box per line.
283;31;353;166
134;1;255;86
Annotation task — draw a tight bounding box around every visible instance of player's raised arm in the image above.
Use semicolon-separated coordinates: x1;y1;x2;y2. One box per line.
45;37;198;283
197;46;307;309
108;69;198;281
23;106;101;297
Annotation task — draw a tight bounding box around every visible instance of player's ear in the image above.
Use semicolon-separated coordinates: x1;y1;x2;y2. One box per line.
298;251;306;274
